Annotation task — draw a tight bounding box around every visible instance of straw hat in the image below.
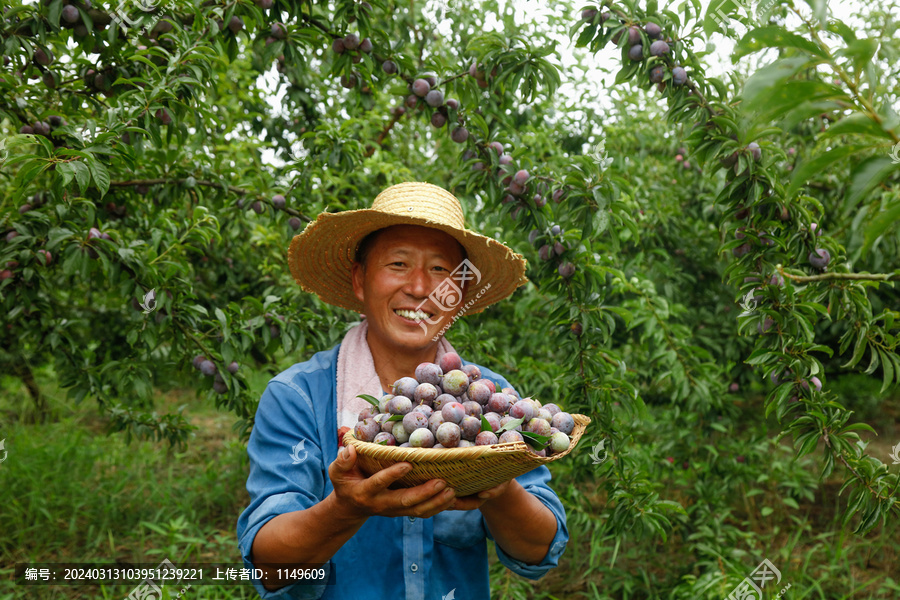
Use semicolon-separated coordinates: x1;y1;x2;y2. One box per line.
287;182;528;315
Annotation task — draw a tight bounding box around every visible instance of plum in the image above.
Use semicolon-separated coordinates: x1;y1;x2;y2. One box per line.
509;400;534;422
672;66;687;85
488;393;511;414
551;412;575;435
758;316;775;334
627;26;641;45
192;355;207;369
399;442;411;448
451;127;469;143
462;364;481;381
382;60;397;74
428;412;446;434
809;248;830;269
649;65;665;83
489;141;504;155
354;418;380;442
460;416;481;440
289;217;302;230
748;142;762;161
62;5;79;23
436;422;461;447
439;352;463;373
645;22;662;38
403;411;429;434
425;90;444;107
409;428;435;448
228;16;244;33
357;405;377;422
513;170;529;186
378;394;393;413
458;440;475;448
801;376;822;392
441;402;466;424
482;380;496;394
392;422;410;443
475;431;499;446
536;408;553;422
411;78;430;97
388;395;413;415
359;38;373;53
272;194;286;209
392;376;419;398
430;112;447;128
502;387;519;400
546;431;568;452
649;40;670;56
414;382;439;405
526;418;552;436
373;431;397;446
628;44;643;61
459;401;481;419
482;412;502;432
558;262;576;278
442;369;469;395
433;393;456;411
498;430;524;444
415;362;443;386
581;8;597;20
200;360;217;376
539;245;552;261
411;404;433;419
768;273;784;287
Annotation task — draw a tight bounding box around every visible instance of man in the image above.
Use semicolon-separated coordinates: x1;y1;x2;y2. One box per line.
236;182;570;599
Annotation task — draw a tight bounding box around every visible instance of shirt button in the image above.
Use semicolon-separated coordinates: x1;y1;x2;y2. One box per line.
410;564;418;572
408;517;416;523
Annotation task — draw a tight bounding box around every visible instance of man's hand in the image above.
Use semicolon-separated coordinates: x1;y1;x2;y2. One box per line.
329;443;457;519
446;480;513;511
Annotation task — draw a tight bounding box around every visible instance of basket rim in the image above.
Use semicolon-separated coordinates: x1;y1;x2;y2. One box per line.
344;413;591;465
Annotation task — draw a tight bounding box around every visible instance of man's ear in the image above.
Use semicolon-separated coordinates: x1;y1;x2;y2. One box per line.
351;261;365;304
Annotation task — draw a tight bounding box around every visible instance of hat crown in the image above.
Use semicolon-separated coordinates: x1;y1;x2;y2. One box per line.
371;182;465;230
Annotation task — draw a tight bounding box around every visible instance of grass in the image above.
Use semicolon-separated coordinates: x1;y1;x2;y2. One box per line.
1;368;898;599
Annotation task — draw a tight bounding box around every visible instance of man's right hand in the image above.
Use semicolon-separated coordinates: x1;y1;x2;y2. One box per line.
329;443;458;519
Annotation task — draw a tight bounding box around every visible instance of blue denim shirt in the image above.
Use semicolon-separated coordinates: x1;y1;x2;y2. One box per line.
236;344;569;599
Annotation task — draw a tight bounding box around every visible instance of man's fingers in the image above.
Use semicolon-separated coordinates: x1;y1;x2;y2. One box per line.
363;461;414;493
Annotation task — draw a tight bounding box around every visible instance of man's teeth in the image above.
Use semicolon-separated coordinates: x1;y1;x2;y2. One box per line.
395;309;432;320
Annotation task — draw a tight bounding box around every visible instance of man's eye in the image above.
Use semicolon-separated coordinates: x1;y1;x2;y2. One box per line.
392;262;406;267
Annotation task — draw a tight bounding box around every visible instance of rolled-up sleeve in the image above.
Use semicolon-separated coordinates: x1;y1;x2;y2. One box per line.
472;364;570;579
236;380;330;599
483;465;569;579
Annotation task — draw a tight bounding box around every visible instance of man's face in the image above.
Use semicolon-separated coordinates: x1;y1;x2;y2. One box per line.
351;225;466;353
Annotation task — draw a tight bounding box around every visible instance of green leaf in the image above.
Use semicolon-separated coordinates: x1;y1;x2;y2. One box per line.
741;56;815;105
480;415;492;432
844;157;896;214
760;506;774;517
820;113;894;141
88;159;111;197
785;145;867;199
733;26;827;60
520;430;550;449
497;417;524;433
72;161;91;194
356;394;380;408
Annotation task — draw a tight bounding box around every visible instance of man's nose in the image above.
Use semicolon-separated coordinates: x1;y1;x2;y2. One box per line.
404;265;433;298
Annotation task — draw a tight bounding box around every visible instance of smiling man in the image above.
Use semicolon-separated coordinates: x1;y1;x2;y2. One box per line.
236;182;570;599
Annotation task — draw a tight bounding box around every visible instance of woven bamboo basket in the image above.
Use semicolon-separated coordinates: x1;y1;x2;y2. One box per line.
343;413;591;497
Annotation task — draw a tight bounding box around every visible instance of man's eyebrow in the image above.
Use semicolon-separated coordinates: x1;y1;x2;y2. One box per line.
382;247;457;261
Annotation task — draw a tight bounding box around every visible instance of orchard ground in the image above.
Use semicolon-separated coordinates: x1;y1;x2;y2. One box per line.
1;358;897;599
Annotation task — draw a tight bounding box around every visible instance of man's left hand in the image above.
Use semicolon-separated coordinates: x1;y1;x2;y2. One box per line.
446;479;512;511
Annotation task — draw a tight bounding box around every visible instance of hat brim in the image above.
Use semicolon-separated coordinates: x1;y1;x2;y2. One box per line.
288;209;528;316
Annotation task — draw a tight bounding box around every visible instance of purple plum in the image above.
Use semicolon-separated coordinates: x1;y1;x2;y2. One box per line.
467;381;492;405
462;364;481;381
414;382;439;405
387;395;413;415
483;412;502;433
442;370;469;395
403;411;430;434
433;393;456;411
441;402;466;424
409;428;435;448
462;401;483;418
551;412;575;435
415;362;443;386
392;377;419;398
498;430;524;444
436;422;461;447
509;400;534;422
460;416;481;440
488;393;511;414
439;352;463;373
475;431;499;446
354;418;380;442
373;432;396;446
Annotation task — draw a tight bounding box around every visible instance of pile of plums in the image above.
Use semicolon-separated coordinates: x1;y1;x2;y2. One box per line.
352;352;576;457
